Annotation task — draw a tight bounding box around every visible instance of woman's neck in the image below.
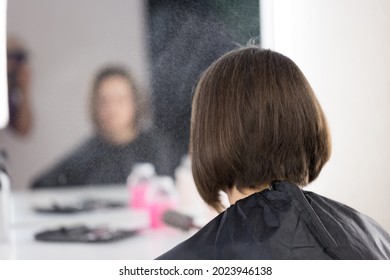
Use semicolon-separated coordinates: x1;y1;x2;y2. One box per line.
226;184;270;205
102;128;138;145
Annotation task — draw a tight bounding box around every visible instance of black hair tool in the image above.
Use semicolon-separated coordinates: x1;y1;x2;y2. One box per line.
162;210;202;231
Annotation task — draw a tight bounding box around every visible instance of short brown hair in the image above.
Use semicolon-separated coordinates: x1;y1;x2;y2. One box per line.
190;47;331;211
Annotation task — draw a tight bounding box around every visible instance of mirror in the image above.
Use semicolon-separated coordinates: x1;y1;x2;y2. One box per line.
2;0;260;190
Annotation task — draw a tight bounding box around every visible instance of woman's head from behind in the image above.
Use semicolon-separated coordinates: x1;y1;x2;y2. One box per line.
191;47;331;211
90;66;144;144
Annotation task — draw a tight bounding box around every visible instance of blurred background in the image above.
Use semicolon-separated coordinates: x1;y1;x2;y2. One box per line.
1;0;389;236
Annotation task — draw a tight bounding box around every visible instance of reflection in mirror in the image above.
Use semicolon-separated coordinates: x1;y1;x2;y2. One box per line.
30;65;163;188
2;0;259;191
6;36;33;136
1;0;260;259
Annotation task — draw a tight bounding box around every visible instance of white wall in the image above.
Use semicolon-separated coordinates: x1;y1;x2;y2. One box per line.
0;0;148;190
261;0;390;231
0;0;8;129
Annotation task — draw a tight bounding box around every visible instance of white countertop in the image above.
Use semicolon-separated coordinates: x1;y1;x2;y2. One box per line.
0;185;197;259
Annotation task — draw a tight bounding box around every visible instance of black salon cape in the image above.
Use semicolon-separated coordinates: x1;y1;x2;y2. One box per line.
31;132;168;188
157;181;390;259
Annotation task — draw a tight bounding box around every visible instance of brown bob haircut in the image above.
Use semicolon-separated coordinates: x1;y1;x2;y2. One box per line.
190;47;331;211
90;65;149;134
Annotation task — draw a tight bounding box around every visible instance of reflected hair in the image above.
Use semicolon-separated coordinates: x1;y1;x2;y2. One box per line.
190;47;331;211
90;65;149;133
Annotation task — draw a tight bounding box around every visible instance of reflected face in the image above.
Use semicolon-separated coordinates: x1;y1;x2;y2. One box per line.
95;76;136;136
